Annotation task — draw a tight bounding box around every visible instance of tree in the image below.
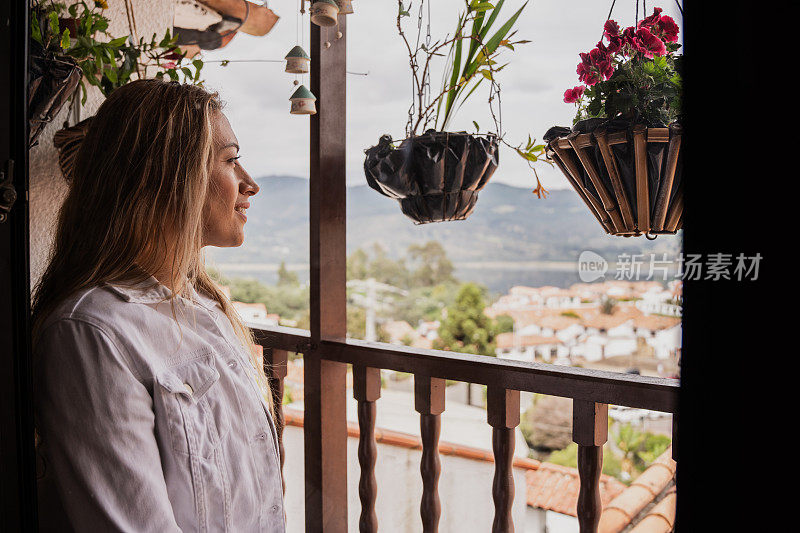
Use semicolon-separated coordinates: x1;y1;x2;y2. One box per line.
495;314;514;334
408;241;456;287
367;243;410;288
277;261;299;286
433;282;498;356
346;248;369;280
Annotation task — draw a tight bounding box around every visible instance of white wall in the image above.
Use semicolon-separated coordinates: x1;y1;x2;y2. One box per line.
281;425;530;532
29;0;175;290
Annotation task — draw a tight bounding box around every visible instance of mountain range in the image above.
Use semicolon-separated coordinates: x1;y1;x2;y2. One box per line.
206;176;680;292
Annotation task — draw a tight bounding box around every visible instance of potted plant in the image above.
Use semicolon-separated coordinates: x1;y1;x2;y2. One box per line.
32;1;206;178
364;0;548;224
544;7;683;238
30;1;205;122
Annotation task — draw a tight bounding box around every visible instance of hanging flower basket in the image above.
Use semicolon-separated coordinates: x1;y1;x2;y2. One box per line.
544;119;682;237
548;6;683;237
364;130;499;224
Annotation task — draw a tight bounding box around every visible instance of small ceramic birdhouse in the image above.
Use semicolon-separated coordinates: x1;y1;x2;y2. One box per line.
335;0;354;15
310;0;339;27
290;85;317;115
285;45;310;74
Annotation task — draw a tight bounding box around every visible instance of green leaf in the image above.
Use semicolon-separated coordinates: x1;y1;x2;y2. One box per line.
465;0;526;81
48;11;60;40
473;120;480;131
108;35;129;48
181;66;193;79
472;2;495;12
192;59;204;70
167;69;179;81
441;20;464;129
105;67;117;84
60;28;71;50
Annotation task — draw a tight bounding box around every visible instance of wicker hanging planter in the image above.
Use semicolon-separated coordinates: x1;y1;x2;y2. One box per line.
544;120;682;237
364;130;499;224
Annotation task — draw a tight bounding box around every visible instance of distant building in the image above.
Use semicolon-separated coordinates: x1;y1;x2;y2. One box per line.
232;301;280;327
495;332;567;362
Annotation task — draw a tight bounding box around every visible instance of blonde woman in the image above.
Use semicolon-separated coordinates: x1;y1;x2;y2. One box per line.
31;79;285;532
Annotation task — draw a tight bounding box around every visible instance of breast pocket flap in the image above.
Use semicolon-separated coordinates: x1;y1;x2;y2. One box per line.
157;355;220;403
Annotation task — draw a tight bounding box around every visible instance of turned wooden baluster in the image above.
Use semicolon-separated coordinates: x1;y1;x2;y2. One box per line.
573;400;609;533
487;387;520;533
264;348;288;494
353;364;381;533
414;376;446;533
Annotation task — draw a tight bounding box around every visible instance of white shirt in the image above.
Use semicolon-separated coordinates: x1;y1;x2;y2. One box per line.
33;275;286;532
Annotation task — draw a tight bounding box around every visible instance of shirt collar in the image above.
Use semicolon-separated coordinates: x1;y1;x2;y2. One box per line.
103;275;218;312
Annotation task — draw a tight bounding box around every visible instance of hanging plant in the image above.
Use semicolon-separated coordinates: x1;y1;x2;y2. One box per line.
544;5;683;238
31;1;205;107
364;0;549;225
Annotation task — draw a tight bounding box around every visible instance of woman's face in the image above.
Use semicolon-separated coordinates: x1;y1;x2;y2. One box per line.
202;111;259;247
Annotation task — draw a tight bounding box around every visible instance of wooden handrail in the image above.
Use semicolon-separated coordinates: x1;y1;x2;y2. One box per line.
251;325;679;413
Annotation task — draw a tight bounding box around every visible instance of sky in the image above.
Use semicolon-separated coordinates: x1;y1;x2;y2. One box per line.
199;0;683;190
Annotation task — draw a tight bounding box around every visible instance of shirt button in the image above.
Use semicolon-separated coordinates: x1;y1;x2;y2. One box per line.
184;383;194;395
227;359;238;369
271;505;280;513
257;432;268;440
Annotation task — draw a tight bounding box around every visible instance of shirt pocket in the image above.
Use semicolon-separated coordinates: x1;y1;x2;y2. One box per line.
155;354;231;461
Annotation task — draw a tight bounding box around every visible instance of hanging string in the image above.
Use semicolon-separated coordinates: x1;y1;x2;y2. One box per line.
674;0;683;16
602;0;617;40
635;0;639;26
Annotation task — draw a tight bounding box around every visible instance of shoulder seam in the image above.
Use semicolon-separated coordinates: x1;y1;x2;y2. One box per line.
41;315;144;382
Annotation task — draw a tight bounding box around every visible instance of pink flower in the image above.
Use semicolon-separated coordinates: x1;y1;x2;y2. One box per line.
583;70;601;86
638;7;663;28
162;61;178;69
588;47;608;65
598;59;615;80
563;85;586;103
603;19;620;39
622;26;638;52
657;15;680;43
634;27;667;58
605;35;622;54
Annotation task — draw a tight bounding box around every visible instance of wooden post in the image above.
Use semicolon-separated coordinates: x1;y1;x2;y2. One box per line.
353;365;381;533
306;13;349;532
264;348;288;493
414;375;446;533
573;401;608;533
487;387;520;533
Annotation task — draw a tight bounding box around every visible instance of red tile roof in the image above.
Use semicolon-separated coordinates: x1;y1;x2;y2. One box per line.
525;462;626;517
599;447;676;533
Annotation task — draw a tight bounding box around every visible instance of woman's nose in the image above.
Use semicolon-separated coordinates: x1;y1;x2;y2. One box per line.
239;167;259;196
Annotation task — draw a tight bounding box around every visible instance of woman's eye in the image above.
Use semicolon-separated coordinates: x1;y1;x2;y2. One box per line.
228;156;241;164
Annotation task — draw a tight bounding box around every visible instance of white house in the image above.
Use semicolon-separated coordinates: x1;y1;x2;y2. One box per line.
495;332;568;362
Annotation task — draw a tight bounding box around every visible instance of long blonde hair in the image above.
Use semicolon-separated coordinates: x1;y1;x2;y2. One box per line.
31;79;275;417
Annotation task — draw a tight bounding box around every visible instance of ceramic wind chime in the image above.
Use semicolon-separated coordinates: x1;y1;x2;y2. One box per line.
289;85;317;114
286;0;316;114
310;0;339;26
284;45;310;74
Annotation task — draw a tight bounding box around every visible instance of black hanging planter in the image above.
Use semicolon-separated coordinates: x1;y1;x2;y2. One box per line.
28;40;82;147
364;130;499;224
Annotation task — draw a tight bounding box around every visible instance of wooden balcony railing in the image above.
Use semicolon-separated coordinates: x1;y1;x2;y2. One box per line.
253;325;679;533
